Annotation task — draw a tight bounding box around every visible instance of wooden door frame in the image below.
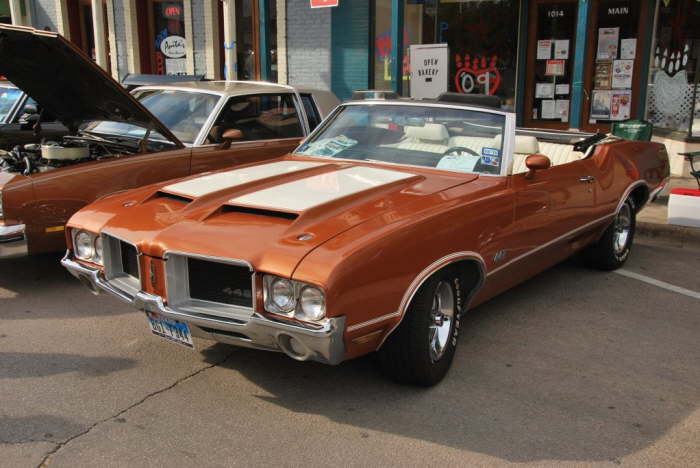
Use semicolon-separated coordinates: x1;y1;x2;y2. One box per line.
580;0;652;133
217;0;262;81
522;0;580;130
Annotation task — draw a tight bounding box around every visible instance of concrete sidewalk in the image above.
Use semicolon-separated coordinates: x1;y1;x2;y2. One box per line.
637;176;700;247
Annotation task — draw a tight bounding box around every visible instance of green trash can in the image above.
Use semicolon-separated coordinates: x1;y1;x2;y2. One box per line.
611;119;653;141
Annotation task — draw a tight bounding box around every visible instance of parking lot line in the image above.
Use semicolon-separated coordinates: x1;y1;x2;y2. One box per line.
614;269;700;301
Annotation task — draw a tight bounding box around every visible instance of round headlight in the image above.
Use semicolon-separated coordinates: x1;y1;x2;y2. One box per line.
75;231;94;260
93;236;103;264
299;286;325;321
271;278;295;312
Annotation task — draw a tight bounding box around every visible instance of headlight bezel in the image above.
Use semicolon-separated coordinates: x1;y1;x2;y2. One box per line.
72;229;103;266
0;190;4;219
263;274;326;323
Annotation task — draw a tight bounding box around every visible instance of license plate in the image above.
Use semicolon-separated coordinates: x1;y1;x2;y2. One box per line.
145;312;194;349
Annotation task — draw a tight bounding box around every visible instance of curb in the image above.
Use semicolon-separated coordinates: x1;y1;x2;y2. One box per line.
636;220;700;246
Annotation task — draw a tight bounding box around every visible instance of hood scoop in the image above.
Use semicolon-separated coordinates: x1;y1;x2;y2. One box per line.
153;191;193;204
222;205;299;221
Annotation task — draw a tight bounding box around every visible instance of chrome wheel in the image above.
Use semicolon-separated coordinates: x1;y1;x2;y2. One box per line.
613;203;632;256
428;280;455;362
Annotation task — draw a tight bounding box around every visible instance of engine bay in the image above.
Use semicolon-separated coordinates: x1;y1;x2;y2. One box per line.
0;134;140;175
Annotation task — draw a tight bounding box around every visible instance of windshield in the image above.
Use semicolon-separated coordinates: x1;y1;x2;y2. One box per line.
295;104;507;175
0;87;23;123
85;89;220;145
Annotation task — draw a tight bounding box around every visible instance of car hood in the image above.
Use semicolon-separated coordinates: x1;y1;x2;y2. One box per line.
70;157;478;277
0;25;181;146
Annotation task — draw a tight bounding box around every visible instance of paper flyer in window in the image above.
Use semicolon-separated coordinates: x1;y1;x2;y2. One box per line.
165;58;186;75
537;40;553;60
535;83;555;99
554;40;570;59
541;100;556;119
611;60;634;89
610;91;632;121
594;61;612;89
545;59;566;77
620;38;637;59
597;27;619;60
591;90;611;120
555;84;570;95
556;100;569;123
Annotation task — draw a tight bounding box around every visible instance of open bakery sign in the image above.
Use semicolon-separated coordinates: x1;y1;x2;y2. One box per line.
310;0;339;7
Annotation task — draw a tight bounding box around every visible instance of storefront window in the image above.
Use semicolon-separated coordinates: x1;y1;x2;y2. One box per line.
585;0;642;126
646;0;700;137
152;1;187;75
372;0;519;106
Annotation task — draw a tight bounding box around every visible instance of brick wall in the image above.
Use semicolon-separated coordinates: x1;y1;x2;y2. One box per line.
286;0;331;91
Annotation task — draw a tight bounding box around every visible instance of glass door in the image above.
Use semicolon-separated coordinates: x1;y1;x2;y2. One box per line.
522;0;578;129
148;0;187;75
581;0;650;132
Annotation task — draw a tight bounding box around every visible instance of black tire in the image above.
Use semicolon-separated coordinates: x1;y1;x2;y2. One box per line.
379;268;463;386
584;198;636;271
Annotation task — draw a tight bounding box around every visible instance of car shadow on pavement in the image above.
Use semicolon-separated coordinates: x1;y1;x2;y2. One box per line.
212;259;700;464
0;352;136;379
0;253;131;318
0;415;86;445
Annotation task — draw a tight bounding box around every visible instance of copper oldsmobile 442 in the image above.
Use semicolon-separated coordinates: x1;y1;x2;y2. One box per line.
62;97;669;385
0;25;338;258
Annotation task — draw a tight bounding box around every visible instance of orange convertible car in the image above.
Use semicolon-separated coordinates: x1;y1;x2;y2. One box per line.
62;98;669;385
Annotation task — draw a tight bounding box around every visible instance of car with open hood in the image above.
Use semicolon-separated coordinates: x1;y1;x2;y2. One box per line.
0;25;338;258
62;97;669;385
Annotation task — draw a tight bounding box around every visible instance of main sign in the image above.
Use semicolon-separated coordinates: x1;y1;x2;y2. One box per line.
310;0;339;7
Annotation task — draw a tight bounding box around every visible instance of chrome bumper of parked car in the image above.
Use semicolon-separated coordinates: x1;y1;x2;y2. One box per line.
61;252;346;365
0;224;28;259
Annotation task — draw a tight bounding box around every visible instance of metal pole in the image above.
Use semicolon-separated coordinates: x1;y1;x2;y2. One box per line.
9;0;23;25
391;0;404;94
91;0;108;70
223;0;238;80
569;0;591;129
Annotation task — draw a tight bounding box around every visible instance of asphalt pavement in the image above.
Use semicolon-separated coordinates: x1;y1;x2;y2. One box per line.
1;237;699;467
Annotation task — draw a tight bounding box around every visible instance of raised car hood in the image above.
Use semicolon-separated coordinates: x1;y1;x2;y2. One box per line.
73;158;477;277
0;25;181;145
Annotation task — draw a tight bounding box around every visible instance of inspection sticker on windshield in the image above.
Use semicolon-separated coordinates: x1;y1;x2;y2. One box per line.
145;311;194;349
482;147;501;157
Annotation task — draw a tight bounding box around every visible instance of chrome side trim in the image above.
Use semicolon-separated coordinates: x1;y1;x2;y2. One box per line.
486;214;615;277
346;311;401;333
374;251;487;349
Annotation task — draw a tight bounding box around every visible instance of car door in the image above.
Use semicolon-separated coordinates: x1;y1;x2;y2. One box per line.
508;157;598;272
189;93;306;174
26;146;192;254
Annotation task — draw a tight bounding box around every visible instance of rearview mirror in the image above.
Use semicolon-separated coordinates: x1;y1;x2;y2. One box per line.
219;128;244;149
525;154;551;179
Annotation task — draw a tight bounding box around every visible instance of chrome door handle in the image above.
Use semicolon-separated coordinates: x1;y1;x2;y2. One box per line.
579;176;595;183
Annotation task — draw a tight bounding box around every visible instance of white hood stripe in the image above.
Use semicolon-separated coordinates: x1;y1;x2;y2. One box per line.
162;161;326;198
229;166;414;212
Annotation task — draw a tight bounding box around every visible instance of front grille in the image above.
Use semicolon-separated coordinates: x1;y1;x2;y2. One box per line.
187;258;252;307
102;234;141;298
121;241;139;279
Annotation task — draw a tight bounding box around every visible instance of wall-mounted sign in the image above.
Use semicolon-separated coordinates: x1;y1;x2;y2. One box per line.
409;44;449;99
310;0;339;7
161;35;186;59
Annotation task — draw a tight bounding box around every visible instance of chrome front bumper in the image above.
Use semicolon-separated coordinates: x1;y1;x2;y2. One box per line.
61;252;346;365
0;224;28;259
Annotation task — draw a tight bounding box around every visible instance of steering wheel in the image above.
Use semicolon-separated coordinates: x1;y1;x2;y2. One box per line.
442;146;479;157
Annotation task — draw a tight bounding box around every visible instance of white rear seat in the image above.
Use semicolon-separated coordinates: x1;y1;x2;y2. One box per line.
510;135;540;174
447;136;495;154
538;142;585;166
391;123;449;153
